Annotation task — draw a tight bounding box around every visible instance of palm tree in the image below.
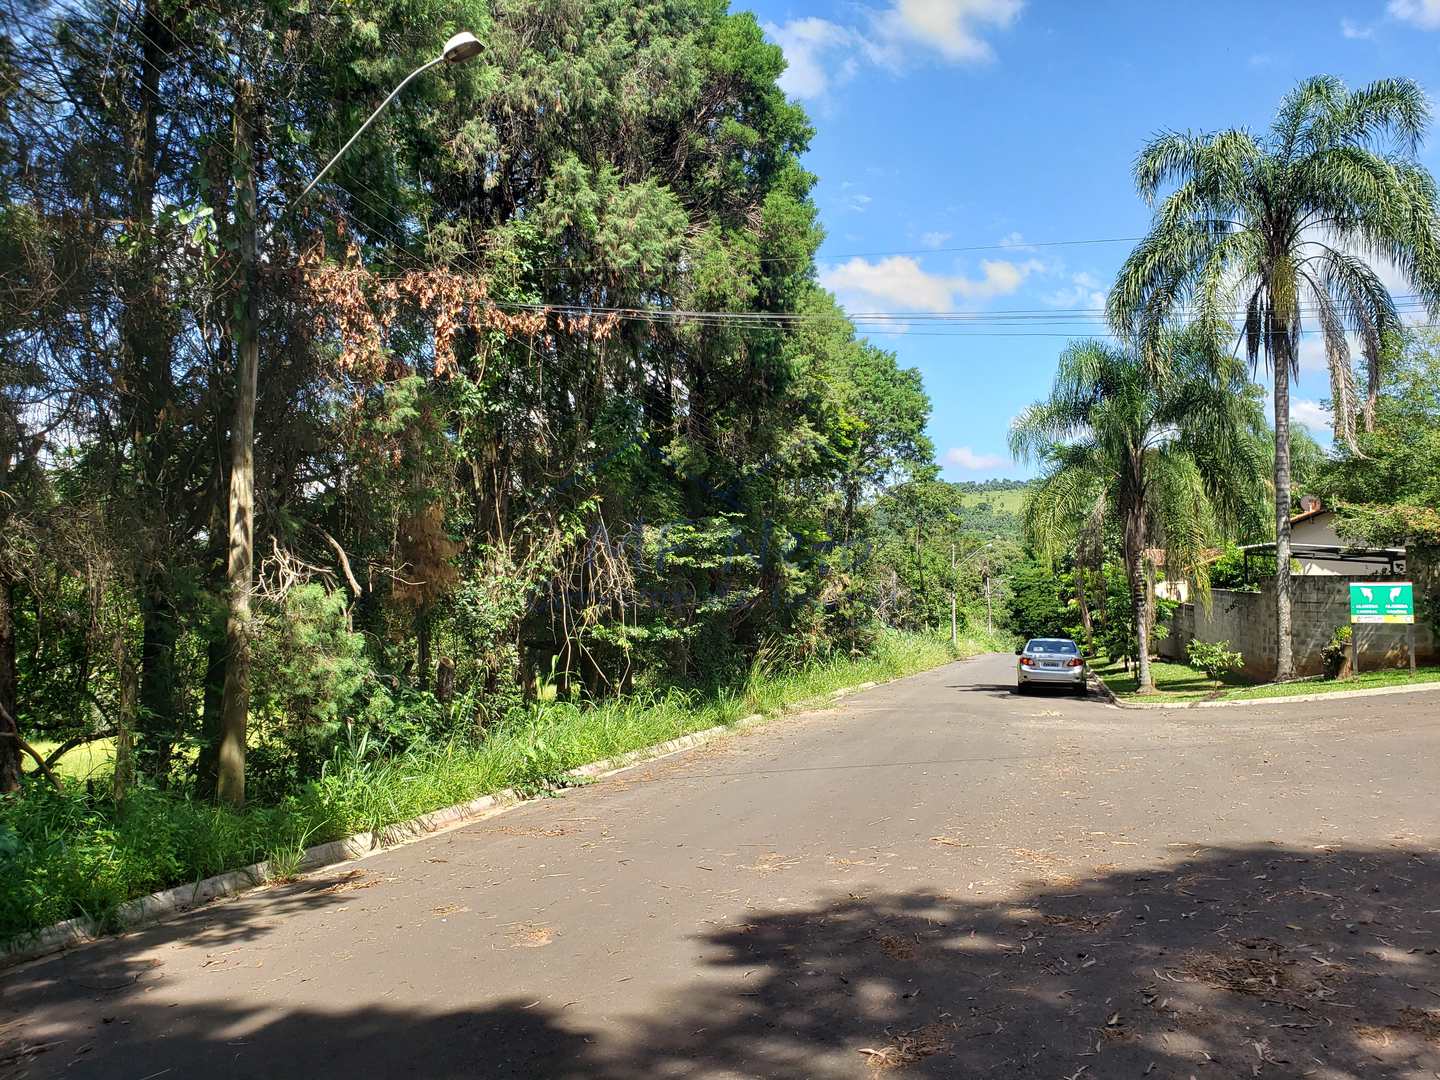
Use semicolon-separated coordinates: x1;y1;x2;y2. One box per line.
1011;331;1267;693
1110;76;1440;679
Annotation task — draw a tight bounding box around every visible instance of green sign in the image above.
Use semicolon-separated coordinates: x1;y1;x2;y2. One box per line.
1349;581;1415;624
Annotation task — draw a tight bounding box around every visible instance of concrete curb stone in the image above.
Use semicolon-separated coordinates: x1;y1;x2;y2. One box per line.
1097;674;1440;710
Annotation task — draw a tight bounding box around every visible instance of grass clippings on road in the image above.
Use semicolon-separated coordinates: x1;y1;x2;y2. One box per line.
857;1023;951;1071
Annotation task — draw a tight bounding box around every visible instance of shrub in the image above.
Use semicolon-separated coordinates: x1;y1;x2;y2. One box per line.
1186;639;1243;682
246;584;376;797
1321;625;1353;680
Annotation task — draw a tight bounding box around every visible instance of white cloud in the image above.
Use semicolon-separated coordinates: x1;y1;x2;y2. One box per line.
920;230;952;249
1389;0;1440;28
765;1;1021;101
1044;270;1106;309
998;230;1033;250
868;0;1024;66
1291;399;1331;431
1247;52;1275;67
844;192;873;213
1295;332;1336;375
820;255;1042;310
945;446;1009;471
764;17;863;100
1341;17;1375;37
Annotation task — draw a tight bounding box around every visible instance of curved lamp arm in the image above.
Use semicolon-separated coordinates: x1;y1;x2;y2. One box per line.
279;32;481;223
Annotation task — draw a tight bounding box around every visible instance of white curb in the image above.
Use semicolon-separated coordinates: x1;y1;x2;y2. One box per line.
1098;675;1440;710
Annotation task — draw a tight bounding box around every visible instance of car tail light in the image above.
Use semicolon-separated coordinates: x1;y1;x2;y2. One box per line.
1019;656;1034;666
1067;657;1084;667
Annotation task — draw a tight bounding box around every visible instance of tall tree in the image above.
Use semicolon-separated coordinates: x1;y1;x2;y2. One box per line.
1111;75;1440;680
1011;332;1266;692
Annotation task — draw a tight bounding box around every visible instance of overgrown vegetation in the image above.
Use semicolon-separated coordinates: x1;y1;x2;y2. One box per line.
1186;639;1243;686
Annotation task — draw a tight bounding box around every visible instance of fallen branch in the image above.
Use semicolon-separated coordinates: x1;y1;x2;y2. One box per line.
0;701;63;790
321;529;364;599
42;727;117;772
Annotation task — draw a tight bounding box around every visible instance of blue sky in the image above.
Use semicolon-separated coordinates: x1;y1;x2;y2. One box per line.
749;0;1440;479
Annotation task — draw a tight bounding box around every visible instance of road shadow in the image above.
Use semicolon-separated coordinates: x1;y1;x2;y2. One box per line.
944;681;1021;698
6;844;1438;1077
946;681;1096;703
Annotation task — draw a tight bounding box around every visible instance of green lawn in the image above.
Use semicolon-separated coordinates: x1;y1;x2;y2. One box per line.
1221;664;1440;701
1093;657;1250;702
1095;655;1440;704
25;739;117;780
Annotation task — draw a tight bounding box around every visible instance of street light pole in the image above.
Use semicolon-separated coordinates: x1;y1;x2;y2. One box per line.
949;540;995;649
216;32;482;807
950;543;957;647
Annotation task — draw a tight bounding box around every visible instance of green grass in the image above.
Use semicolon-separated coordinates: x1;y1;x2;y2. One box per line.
1220;664;1440;701
958;488;1027;514
1095;655;1440;704
0;628;1005;946
24;739;117;780
1093;657;1251;702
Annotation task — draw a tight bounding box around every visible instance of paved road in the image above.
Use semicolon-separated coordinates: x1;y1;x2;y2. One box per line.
6;653;1440;1079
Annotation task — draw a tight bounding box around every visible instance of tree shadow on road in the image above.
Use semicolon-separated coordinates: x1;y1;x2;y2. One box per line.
7;844;1439;1078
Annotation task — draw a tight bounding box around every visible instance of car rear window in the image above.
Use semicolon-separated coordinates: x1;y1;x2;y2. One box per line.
1028;639;1078;654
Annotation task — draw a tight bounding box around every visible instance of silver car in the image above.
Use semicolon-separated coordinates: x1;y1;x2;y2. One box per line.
1016;637;1088;694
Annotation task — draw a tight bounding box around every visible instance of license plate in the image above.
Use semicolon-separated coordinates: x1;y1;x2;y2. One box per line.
1041;661;1060;668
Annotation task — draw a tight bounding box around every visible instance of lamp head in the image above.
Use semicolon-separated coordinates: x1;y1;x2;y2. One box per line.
441;31;482;63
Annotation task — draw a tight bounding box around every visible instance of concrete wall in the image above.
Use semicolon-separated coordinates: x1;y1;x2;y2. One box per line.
1162;569;1436;679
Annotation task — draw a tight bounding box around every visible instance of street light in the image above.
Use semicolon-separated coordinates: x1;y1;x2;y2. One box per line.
951;539;997;645
216;31;484;807
441;31;483;63
290;31;483;211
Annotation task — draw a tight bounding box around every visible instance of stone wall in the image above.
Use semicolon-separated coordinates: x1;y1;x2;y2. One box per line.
1161;572;1437;679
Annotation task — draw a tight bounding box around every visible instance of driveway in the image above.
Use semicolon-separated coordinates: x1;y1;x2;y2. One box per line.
5;653;1440;1078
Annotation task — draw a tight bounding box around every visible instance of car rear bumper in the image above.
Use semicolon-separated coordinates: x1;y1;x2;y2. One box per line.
1018;665;1086;686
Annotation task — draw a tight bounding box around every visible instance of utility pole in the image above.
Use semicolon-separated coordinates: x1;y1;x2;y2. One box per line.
950;542;958;647
984;557;993;635
218;82;258;808
210;35;481;807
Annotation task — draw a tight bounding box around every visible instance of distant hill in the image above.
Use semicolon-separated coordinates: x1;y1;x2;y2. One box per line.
953;479;1032;494
950;480;1030;538
953;480;1031;516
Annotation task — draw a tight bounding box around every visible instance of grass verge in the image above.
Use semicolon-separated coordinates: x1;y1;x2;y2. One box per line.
1092;657;1250;703
1095;655;1440;704
0;629;1004;946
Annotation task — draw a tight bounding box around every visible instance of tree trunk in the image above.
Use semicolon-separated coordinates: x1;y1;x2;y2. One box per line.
194;598;228;799
136;586;178;781
1075;564;1094;655
435;656;455;704
0;573;20;793
123;11;180;773
416;609;432;693
1273;345;1296;682
1125;498;1154;693
218;87;259;808
111;629;137;802
1363;342;1380;434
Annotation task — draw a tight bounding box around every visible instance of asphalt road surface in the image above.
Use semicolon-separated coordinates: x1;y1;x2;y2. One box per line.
6;653;1440;1079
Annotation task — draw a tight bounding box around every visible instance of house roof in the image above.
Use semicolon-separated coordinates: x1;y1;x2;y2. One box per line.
1290;505;1331;528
